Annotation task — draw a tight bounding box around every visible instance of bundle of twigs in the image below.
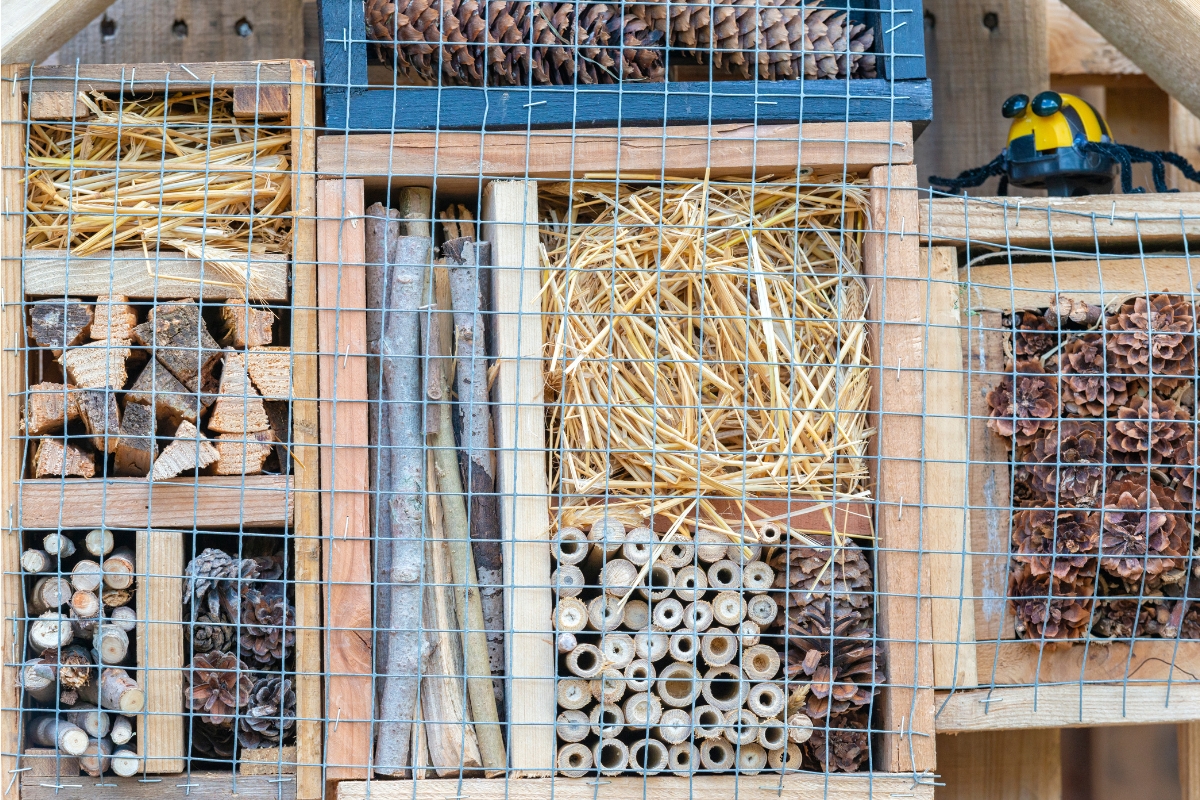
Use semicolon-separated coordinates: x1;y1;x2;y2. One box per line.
541;174;873;543
23;90;291;298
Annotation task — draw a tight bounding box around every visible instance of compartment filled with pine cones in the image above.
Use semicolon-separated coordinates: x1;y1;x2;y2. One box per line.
364;0;876;86
986;295;1200;643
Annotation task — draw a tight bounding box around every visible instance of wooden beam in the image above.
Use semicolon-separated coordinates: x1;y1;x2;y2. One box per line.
1047;0;1140;77
483;179;555;777
18;476;294;528
1170;98;1200;192
982;640;1200;686
922;246;977;690
135;529;184;773
864;165;936;773
1182;722;1200;800
1059;0;1200;120
937;729;1062;799
316;178;372;780
1;0;114;65
14;61;295;93
21;770;297;799
936;682;1200;731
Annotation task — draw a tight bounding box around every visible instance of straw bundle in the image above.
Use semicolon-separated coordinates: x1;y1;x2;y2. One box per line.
541;175;874;543
23;91;291;298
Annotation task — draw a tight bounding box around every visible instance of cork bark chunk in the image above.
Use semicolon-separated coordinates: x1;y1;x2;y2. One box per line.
28;299;93;354
210;431;274;475
208;349;271;433
151;420;219;480
125;359;200;424
23;382;80;435
59;341;130;389
90;295;138;342
113;402;157;477
34;439;96;478
246;346;291;398
76;390;121;453
221;301;274;348
130;301;221;392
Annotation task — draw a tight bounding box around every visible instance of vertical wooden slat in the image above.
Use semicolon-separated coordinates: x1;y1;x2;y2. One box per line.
923;246;977;689
865;164;936;772
1169;98;1200;192
318;179;373;779
483;179;555;776
135;529;184;773
937;729;1063;800
290;58;324;799
1181;723;1200;800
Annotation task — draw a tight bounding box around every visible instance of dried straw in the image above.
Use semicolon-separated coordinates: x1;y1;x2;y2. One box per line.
23;90;290;298
541;175;874;546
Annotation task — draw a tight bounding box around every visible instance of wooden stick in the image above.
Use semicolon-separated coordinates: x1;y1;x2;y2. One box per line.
98;667;143;713
69;590;100;620
21;658;58;703
109;715;133;746
101;547;134;590
556;632;578;654
43;532;75;558
21;549;51;574
94;624;129;664
722;708;758;746
65;707;110;739
599;632;635;669
742;644;780;681
77;736;112;777
108;606;136;632
70;560;102;593
564;643;605;679
110;748;140;777
30;611;72;651
84;529;113;557
556;743;593;778
27;716;88;756
555;709;590;742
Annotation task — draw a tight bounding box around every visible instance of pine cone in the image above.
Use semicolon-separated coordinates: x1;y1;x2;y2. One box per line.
1091;599;1154;639
1171;437;1200;505
1181;603;1200;639
1010;507;1099;583
1012;310;1056;359
1047;296;1103;329
769;535;873;613
1024;420;1106;505
1106;396;1190;465
806;707;869;772
986;361;1059;446
238;676;297;748
185;651;253;726
185;548;257;618
1009;563;1093;641
1107;294;1196;383
240;588;297;666
192;721;237;760
1099;477;1189;581
191;612;234;655
1059;334;1136;416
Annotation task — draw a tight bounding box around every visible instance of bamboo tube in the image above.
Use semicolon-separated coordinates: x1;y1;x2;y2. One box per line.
556;679;590;710
109;715;133;746
66;706;110;739
742;644;781;681
556;597;588;632
711;592;745;627
594;738;629;776
655;708;692;744
695;531;728;564
590;667;626;706
622;599;650;630
745;595;778;627
624;659;655;692
667;742;698;775
108;606;136;632
557;632;578;654
628;737;668;775
43;533;75;558
757;718;787;751
737;742;767;774
554;527;589;566
656;662;700;708
633;627;668;661
21;657;57;703
700;627;737;667
668;632;698;662
21;549;51;573
637;563;675;601
682;600;713;633
659;540;695;570
673;566;707;602
748;683;786;719
94;624;130;664
78;737;113;777
29;576;71;615
589;703;625;738
551;564;585;598
586;595;623;632
100;548;134;590
28;716;89;756
84;529;114;557
702;666;747;712
692;704;724;739
600;632;635;670
110;748;140;777
557;743;593;778
722;708;758;746
651;597;684;631
621;527;658;565
741;561;774;593
588;516;626;559
622;691;662;727
699;738;735;771
737;620;761;647
556;709;590;742
787;713;814;744
424;299;506;773
565;643;605;679
30;611;73;651
600;558;639;598
767;742;802;771
707;560;741;591
70;560;102;593
757;522;785;546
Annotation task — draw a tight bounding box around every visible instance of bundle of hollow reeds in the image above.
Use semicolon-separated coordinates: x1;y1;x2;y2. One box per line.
23;91;291;298
541;174;873;543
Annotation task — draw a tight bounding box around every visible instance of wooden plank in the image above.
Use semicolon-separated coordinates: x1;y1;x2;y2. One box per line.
21;771;297;799
2;65;29;800
961;256;1199;312
135;529;184;773
483;179;555;777
316;178;372;780
923;246;977;690
21;748;79;777
936;682;1200;731
18;476;294;528
335;776;936;800
936;729;1062;799
27;92;88;121
22;251;289;302
1047;0;1140;77
985;640;1200;686
318;122;914;186
864;165;936;773
920;194;1200;249
16;61;295;93
239;745;297;775
1170;98;1200;192
288;59;323;800
234;84;291;118
1;0;113;65
1182;722;1200;800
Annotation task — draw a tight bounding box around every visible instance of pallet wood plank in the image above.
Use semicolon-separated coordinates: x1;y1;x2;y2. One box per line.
317;178;372;780
1;0;114;65
21;771;297;799
17;61;296;93
986;639;1200;686
1182;722;1200;800
936;682;1200;731
936;729;1062;799
483;179;555;776
135;529;184;773
18;476;293;528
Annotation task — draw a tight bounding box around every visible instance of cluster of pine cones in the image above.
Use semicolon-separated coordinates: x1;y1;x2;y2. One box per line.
364;0;876;85
987;295;1200;643
182;547;297;760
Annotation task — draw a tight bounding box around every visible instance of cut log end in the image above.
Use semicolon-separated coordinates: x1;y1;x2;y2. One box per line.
114;402;157;477
91;296;137;342
23;382;80;436
152;419;220;480
35;439;96;478
208;349;271;433
246;346;291;398
221;302;275;348
59;342;129;389
126;359;200;424
209;431;274;475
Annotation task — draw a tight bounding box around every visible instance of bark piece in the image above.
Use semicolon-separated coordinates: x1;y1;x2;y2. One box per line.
210;431;274;475
90;295;137;342
245;346;291;398
113;401;156;476
152;419;219;480
34;439;96;478
126;359;200;424
207;349;271;433
58;342;130;389
28;299;93;354
23;382;80;435
221;301;274;348
77;390;121;453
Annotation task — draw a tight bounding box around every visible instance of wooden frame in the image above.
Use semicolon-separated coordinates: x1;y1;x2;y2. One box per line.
318;123;936;795
1;60;322;799
919;194;1200;733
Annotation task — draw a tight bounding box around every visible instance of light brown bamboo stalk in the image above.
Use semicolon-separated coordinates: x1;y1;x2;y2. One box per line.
620;527;657;565
553;528;589;566
700;627;737;667
624;659;655;693
589;667;625;706
786;712;814;744
745;595;777;627
589;703;624;738
651;598;684;631
555;597;587;633
692;704;724;739
632;628;667;661
742;644;780;681
766;742;800;770
622;691;662;727
600;633;634;669
673;566;707;602
701;666;746;712
622;600;650;630
593;739;629;776
655;708;692;744
707;560;741;591
600;558;638;598
699;738;735;771
722;709;758;746
711;591;745;627
741;561;774;593
667;742;698;774
656;662;699;707
668;632;698;662
556;709;590;742
550;564;585;598
747;683;785;719
629;738;668;775
556;743;593;777
737;620;760;647
737;742;767;774
564;643;604;679
556;679;590;710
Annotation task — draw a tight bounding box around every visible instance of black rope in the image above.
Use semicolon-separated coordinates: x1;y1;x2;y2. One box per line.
929;154;1009;194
